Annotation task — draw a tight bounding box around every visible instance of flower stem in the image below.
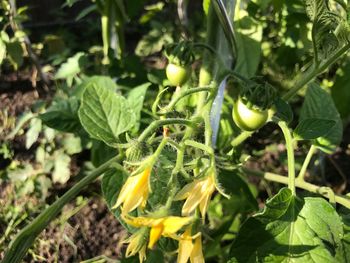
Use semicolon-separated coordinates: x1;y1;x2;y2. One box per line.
278;121;296;195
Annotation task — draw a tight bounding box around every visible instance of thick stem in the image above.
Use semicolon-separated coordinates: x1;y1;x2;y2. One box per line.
278;121;296;195
242;167;350;209
2;156;121;263
297;145;317;181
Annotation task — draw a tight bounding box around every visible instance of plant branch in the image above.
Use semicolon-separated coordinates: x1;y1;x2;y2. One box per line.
242;167;350;209
159;86;213;114
2;156;122;263
283;42;350;100
278;121;296;195
231;130;253;147
137;118;196;142
297;145;317;181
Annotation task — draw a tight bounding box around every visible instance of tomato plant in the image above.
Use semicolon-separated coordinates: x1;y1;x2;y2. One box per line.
2;0;350;262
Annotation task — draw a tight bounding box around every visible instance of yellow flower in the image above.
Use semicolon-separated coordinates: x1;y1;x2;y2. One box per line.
124;228;148;262
174;173;216;218
113;166;152;213
190;235;205;263
177;228;205;263
122;214;193;249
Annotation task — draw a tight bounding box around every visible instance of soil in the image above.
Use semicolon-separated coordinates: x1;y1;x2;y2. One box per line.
23;197;127;263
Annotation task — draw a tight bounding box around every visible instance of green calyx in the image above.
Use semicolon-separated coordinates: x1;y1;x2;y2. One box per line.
239;77;277;111
164;40;195;66
125;140;148;163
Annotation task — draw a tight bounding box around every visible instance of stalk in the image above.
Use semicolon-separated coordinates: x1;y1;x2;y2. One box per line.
278;121;296;195
242;167;350;209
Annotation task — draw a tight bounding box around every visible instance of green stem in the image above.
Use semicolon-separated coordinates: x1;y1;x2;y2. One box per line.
231;131;253;147
297;145;317;181
137;118;195;142
184;139;214;155
242;167;350;209
283;42;350;100
2;156;122;263
160;87;213;114
278;121;296;195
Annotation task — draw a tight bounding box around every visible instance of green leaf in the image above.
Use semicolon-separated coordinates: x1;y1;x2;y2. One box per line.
135;22;173;57
55;52;87;85
234;17;262;78
73;75;118;99
230;188;344;263
336;212;350;261
25;118;42;149
331;62;350;119
293;118;336;141
274;98;293;123
7;164;34;182
62;134;82;155
91;140;117;167
52;151;71;184
7;40;23;69
40;97;81;133
78;83;136;146
217;169;258;212
127;83;150;132
300;83;342;153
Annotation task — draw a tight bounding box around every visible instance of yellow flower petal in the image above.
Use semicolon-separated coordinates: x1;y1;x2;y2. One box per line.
174;181;196;200
177;174;217;218
139;245;147;262
114;167;152;213
148;224;164;249
122;214;163;228
177;227;194;263
163;216;193;235
190;235;204;263
181;182;207;215
113;176;137;209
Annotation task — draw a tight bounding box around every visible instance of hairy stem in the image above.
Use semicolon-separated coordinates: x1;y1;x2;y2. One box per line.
242;167;350;209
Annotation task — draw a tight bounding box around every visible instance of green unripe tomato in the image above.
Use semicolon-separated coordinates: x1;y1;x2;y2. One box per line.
166;63;190;86
232;97;268;131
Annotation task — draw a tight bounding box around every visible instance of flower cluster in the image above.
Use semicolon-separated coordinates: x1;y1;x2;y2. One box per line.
113;142;221;262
